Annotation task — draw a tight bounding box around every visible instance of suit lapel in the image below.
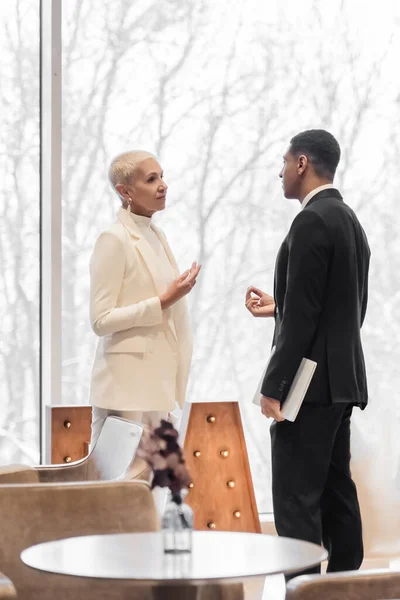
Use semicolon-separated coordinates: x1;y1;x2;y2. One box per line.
149;225;180;344
116;207;166;296
151;224;180;277
116;208;178;344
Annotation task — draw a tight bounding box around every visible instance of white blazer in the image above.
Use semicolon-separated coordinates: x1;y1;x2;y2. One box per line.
89;207;193;411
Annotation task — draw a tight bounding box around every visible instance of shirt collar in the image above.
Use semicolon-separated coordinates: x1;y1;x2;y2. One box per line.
301;184;335;209
128;210;152;228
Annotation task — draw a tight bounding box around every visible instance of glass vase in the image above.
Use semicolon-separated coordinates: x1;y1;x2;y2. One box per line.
161;494;193;554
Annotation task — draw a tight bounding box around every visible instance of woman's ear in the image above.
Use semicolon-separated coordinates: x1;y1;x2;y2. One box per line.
115;183;127;199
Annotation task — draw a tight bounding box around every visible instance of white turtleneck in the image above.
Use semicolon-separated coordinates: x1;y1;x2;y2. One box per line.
128;212;176;293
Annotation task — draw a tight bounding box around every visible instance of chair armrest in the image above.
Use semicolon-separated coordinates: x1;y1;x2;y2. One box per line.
286;569;400;600
0;572;16;598
35;458;88;482
0;465;39;484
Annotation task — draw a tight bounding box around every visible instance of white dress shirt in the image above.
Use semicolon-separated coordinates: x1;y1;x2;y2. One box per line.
301;184;335;209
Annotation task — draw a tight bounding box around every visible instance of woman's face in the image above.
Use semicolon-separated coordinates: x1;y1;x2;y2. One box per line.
120;157;168;217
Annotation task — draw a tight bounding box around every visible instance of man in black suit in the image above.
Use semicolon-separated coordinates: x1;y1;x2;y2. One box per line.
246;129;370;576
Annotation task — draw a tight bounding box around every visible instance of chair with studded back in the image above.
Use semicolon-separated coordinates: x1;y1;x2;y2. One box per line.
39;416;145;482
0;417;146;485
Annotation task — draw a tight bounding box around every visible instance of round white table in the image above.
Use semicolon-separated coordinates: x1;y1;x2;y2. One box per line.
21;531;327;599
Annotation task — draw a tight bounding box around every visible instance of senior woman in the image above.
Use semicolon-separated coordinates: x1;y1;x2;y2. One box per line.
89;150;201;452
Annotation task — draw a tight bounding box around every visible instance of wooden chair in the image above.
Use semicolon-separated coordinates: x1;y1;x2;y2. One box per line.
38;416;145;482
0;417;145;484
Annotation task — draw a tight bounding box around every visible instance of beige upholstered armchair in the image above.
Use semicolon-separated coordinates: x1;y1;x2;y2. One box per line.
0;572;16;599
0;477;159;600
286;568;400;600
0;467;243;600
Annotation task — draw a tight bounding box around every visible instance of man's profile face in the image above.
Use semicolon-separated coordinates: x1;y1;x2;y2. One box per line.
279;147;300;199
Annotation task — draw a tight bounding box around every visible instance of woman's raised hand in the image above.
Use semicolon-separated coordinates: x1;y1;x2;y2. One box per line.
160;262;202;310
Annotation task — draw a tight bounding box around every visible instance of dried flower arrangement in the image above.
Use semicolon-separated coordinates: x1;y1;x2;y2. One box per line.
137;420;192;504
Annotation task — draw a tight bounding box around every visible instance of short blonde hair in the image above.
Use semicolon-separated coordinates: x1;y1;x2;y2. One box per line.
108;150;157;199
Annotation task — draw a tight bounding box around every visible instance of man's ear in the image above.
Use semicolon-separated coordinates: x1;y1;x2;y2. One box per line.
298;154;308;174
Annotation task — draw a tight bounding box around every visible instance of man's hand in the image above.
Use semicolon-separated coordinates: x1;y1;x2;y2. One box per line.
245;286;275;318
260;395;285;422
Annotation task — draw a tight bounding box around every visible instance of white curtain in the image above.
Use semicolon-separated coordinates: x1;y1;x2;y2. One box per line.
352;405;400;557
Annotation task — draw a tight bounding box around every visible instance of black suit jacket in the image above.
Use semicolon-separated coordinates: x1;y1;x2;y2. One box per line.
261;189;370;407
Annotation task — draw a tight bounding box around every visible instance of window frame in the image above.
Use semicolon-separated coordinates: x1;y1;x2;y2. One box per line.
39;0;62;462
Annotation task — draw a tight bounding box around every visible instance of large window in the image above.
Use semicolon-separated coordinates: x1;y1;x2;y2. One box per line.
0;0;40;464
1;0;399;519
60;0;400;512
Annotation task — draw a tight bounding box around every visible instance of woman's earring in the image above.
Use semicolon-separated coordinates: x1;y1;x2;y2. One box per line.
127;198;132;213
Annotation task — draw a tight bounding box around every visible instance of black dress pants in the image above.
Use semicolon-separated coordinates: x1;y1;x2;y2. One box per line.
270;403;363;579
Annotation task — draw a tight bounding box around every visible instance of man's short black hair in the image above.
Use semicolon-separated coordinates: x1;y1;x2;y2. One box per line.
289;129;341;179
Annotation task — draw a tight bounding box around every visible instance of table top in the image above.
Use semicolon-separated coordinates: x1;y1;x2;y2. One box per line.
21;531;327;585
